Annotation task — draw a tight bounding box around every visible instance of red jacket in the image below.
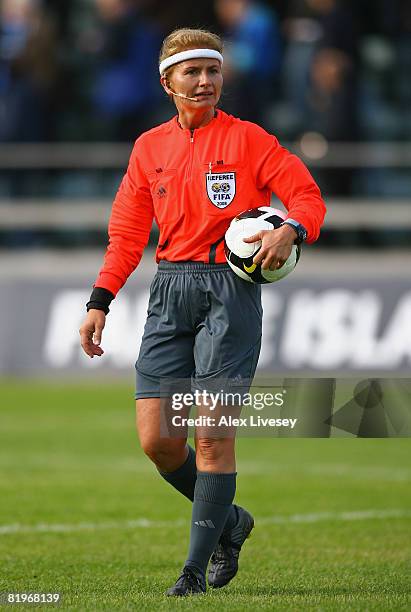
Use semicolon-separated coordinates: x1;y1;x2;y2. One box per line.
95;110;326;295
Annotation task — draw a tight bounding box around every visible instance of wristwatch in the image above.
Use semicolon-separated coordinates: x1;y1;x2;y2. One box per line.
281;218;307;245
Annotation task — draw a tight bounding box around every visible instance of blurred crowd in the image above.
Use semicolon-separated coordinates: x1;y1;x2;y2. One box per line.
1;0;410;143
0;0;410;231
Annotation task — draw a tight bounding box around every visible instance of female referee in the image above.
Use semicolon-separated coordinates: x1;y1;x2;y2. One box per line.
79;28;326;596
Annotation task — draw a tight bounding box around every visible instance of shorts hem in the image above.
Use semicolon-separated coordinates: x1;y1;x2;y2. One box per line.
135;391;171;400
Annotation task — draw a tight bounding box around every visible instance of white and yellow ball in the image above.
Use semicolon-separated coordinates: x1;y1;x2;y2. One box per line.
224;206;301;283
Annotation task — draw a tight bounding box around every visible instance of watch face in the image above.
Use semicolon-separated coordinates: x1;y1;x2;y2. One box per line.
293;223;307;243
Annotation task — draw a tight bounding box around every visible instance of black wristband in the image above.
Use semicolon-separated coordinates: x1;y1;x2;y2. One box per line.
86;287;115;315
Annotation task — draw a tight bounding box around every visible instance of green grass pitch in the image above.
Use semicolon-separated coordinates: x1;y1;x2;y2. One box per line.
0;381;410;611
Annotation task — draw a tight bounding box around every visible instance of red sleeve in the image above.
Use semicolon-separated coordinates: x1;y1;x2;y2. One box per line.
246;123;326;243
94;138;154;296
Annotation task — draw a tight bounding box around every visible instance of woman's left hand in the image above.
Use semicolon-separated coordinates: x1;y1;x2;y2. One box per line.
243;224;296;270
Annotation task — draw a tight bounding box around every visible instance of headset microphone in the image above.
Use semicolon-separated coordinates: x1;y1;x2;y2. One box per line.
164;82;201;102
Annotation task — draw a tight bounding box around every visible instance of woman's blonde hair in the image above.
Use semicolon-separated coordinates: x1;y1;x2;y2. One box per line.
159;28;223;76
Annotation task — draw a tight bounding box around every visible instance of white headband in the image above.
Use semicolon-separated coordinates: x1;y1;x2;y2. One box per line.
159;49;223;75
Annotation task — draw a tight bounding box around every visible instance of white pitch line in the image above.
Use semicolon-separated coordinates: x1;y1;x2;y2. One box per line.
0;518;187;535
0;510;410;536
258;509;411;525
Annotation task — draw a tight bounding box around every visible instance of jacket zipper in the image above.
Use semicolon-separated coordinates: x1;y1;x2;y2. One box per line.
185;129;195;181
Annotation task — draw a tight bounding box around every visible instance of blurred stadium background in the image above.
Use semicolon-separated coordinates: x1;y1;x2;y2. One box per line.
0;0;410;377
0;1;410;608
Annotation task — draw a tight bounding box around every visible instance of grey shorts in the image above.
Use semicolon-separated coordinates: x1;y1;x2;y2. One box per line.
135;261;262;399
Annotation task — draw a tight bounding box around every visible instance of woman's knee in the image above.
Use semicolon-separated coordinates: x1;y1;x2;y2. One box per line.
195;437;234;464
140;438;186;471
135;398;187;469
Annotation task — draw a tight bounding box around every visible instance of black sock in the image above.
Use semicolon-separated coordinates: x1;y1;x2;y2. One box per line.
158;446;238;531
158;445;197;501
185;471;236;577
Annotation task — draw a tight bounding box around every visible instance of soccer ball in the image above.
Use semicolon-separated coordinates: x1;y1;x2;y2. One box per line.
224;206;301;283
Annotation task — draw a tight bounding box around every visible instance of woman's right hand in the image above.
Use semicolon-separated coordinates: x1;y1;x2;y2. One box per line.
79;309;106;358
